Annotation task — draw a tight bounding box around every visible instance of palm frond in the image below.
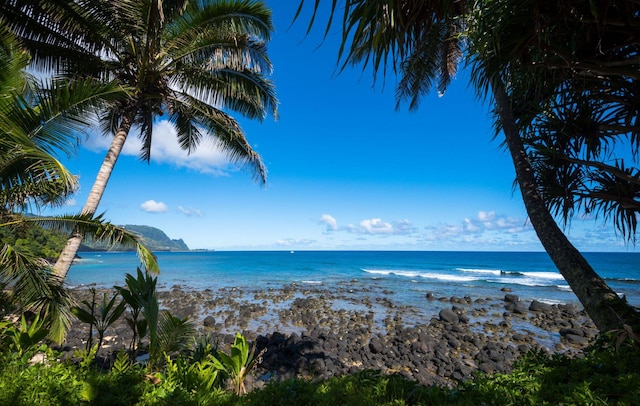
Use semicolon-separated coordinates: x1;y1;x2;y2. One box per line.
166;94;267;184
137;108;155;163
0;243;74;343
297;0;464;107
28;78;128;153
176;66;277;121
0;133;78;212
3;213;159;274
0;22;29;104
156;310;195;357
173;0;273;42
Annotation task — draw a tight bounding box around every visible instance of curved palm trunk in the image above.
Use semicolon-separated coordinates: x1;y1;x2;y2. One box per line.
52;114;134;280
492;80;640;332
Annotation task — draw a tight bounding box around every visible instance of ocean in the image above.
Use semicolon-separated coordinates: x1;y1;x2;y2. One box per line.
68;250;640;310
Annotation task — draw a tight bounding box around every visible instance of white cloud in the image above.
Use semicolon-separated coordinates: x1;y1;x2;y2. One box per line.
65;198;77;207
348;218;415;235
275;238;316;247
140;200;168;213
315;211;534;249
360;218;392;234
178;206;204;217
419;210;536;249
319;214;338;231
83;120;236;175
477;210;495;222
463;211;528;234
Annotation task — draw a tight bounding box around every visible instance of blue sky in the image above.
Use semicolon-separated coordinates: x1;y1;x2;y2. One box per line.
46;2;635;252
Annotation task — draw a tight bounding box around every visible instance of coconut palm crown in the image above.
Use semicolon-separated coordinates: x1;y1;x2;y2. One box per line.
2;0;279;279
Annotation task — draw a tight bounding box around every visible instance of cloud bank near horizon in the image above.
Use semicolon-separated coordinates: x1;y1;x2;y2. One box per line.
317;211;537;248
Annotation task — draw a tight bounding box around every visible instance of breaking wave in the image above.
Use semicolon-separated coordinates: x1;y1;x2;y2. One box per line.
362;267;567;287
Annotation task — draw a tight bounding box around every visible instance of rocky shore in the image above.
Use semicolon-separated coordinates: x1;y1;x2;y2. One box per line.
60;283;598;388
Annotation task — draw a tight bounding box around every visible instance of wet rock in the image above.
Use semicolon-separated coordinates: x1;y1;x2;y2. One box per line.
560;327;586;337
439;308;459;323
564;334;588;346
505;301;528;314
368;337;384;354
529;300;553;312
558;304;579;317
62;285;596;390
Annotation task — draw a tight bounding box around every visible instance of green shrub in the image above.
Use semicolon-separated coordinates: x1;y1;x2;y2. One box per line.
0;322;638;405
461;346;640;405
0;349;85;405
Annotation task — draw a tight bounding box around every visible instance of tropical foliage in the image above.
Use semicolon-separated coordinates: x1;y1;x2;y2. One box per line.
0;0;279;280
216;332;266;395
0;20;160;343
71;288;126;353
295;0;640;332
0;327;638;405
114;268;194;367
0;222;66;261
471;0;640;242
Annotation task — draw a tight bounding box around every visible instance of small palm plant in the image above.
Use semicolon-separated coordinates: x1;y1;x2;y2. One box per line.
115;268;155;354
116;268;194;368
216;333;266;396
71;288;125;353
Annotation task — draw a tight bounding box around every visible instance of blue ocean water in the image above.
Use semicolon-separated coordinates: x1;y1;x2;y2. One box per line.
67;251;640;310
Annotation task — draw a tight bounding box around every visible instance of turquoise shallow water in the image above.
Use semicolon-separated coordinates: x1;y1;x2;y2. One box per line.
68;250;640;309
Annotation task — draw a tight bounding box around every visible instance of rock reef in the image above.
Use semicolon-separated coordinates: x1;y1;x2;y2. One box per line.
61;284;597;388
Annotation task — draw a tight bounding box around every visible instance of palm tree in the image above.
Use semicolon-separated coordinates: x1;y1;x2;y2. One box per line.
296;0;640;332
2;0;278;280
469;0;640;331
474;0;640;240
0;22;159;342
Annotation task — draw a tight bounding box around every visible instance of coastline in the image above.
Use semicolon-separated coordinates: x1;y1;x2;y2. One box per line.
62;283;598;388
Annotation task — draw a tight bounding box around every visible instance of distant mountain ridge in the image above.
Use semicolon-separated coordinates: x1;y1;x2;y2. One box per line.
81;224;189;252
123;225;189;251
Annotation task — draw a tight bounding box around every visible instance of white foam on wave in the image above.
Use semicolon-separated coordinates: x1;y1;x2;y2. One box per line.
418;273;477;282
363;269;420;278
534;298;566;305
363;269;393;275
521;271;565;280
489;278;550;287
457;268;503;276
363;268;566;286
557;285;572;291
301;280;322;285
362;269;477;282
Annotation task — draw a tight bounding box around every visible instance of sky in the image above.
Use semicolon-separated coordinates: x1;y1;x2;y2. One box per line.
44;2;636;252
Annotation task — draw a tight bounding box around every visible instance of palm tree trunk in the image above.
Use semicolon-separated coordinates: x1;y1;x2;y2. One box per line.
492;79;640;333
52;114;134;280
